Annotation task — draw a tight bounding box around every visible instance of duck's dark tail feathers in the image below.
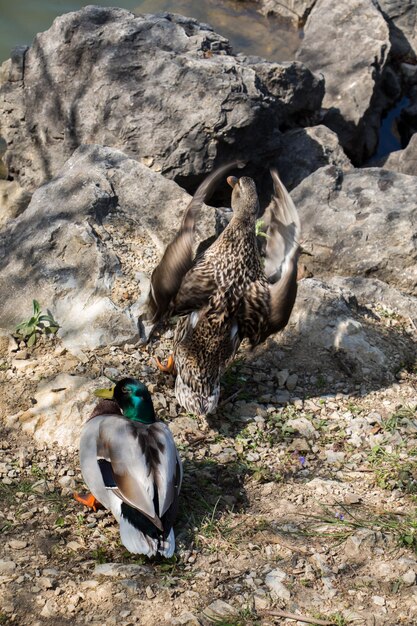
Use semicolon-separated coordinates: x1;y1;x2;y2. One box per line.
119;503;175;557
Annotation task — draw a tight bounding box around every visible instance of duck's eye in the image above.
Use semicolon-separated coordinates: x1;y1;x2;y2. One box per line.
122;386;128;393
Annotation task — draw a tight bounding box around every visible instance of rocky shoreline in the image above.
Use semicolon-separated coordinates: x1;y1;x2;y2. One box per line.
0;3;416;625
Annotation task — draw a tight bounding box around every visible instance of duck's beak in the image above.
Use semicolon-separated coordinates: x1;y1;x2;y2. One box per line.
227;175;238;189
94;386;115;399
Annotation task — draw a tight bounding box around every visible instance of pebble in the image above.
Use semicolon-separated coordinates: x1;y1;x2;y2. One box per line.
9;540;27;550
277;369;289;388
0;560;17;574
325;450;345;464
265;568;291;600
202;600;238;622
286;373;298;391
372;595;386;606
402;570;416;585
145;585;155;599
94;563;148;577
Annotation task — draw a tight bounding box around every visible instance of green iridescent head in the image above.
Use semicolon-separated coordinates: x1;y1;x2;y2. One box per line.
95;377;155;424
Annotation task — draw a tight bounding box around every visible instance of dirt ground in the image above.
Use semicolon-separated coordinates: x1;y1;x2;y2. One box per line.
0;295;416;626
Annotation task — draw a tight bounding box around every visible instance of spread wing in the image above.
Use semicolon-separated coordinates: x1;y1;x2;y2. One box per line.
145;161;243;324
240;169;301;345
97;419;182;530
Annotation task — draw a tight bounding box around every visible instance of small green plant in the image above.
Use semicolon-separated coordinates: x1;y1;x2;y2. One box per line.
255;218;269;238
369;445;417;494
91;547;110;564
382;406;416;432
312;613;348;626
14;299;59;347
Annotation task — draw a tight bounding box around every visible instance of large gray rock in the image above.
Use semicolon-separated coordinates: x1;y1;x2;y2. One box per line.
273;125;352;190
378;133;417;175
0;144;219;355
292;165;417;295
297;0;392;163
375;0;417;57
329;276;417;325
0;6;323;193
283;278;409;381
9;373;95;448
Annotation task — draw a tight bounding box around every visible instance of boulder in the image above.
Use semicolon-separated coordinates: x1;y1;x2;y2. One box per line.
328;276;417;325
375;0;417;57
286;278;389;380
378;132;417;175
273;125;351;190
291;165;417;295
297;0;392;163
0;6;323;193
0;144;220;355
9;373;95;448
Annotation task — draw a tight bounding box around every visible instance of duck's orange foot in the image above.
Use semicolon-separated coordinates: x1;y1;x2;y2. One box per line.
74;492;101;512
155;354;176;374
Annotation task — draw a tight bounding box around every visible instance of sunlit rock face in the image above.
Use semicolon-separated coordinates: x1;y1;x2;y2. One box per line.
0;6;323;193
292;165;417;296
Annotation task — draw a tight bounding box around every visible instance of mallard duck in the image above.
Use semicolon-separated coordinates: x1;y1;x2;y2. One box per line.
146;168;300;416
74;378;182;557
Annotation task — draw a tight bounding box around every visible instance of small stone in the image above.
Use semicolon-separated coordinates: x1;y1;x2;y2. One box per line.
173;612;200;626
40;600;57;618
12;359;37;372
94;563;148;577
289;438;310;452
38;577;54;589
13;350;29;360
286;373;298;391
402;570;416;585
104;367;120;379
67;541;82;551
253;592;269;610
81;580;100;589
372;595;385;606
344;493;361;505
9;540;27;550
202;600;238;622
277;369;289;388
145;585;155;599
0;560;16;574
58;475;74;488
265;568;291;600
325;450;345;464
274;390;290;404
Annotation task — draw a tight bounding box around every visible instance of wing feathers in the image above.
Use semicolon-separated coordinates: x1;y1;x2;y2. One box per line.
146;161;243;323
96;418;181;533
241;170;300;345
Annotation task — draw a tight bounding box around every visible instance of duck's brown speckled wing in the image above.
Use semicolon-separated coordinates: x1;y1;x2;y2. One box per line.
146;162;241;324
239;169;301;345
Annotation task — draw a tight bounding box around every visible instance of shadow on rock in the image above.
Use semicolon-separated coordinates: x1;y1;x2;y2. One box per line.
203;276;416;436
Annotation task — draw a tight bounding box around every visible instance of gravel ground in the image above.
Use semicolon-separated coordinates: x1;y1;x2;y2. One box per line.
0;216;416;626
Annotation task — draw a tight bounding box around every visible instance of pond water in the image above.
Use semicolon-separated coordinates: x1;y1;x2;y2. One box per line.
0;0;301;64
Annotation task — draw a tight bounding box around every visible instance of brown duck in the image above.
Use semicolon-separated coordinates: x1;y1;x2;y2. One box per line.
145;167;301;416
